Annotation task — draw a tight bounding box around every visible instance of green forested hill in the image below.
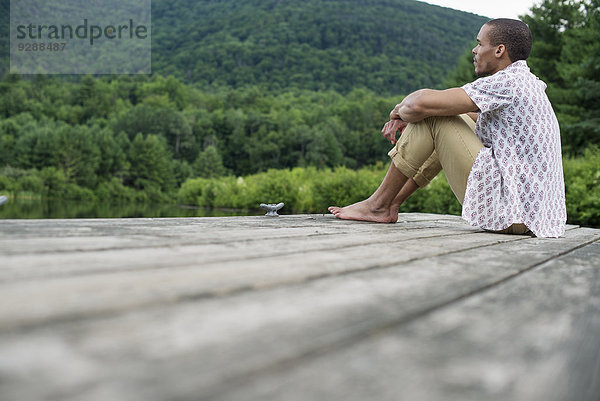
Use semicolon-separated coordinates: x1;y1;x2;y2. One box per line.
0;0;486;93
151;0;487;94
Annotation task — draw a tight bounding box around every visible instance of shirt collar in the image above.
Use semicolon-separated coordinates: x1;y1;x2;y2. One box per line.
505;60;529;73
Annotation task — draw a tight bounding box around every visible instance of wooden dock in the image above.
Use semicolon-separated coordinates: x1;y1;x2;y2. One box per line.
0;213;599;401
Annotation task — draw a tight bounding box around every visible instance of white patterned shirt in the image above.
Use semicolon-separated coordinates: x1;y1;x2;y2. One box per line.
461;60;566;238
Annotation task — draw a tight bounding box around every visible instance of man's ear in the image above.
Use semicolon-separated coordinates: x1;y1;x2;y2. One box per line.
495;44;507;58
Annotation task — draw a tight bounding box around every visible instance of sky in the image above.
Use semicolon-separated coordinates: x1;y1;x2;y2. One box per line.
420;0;541;20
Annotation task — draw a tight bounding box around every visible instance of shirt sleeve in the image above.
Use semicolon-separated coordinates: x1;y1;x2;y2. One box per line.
462;72;514;113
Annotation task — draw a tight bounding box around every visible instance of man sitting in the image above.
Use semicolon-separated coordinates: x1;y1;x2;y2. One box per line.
329;19;566;238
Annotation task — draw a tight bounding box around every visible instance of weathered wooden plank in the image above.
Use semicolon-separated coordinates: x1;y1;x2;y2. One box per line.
3;213;572;285
0;213;463;234
0;214;467;254
0;225;482;283
202;240;600;401
0;227;597;401
0;229;524;331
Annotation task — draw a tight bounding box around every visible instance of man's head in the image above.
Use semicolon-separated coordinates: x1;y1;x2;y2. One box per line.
472;19;532;77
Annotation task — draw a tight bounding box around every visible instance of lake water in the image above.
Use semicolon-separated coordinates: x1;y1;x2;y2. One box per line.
0;198;264;219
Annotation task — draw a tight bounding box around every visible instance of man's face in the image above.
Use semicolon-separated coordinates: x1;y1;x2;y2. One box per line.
472;24;500;77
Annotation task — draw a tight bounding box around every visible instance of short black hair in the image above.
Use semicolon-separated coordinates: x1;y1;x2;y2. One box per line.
485;18;532;62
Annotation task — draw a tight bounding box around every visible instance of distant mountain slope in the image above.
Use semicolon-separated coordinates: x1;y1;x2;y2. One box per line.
0;0;487;94
151;0;487;94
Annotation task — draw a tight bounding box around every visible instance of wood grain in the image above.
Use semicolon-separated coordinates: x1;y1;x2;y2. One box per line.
0;214;597;401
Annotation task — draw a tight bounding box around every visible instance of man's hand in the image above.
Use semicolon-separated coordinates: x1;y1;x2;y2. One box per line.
390;104;402;121
381;119;408;144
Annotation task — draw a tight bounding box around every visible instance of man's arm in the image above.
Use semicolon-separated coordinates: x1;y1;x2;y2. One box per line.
390;88;479;123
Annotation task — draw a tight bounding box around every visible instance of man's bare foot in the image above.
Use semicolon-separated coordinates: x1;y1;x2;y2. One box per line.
328;200;398;223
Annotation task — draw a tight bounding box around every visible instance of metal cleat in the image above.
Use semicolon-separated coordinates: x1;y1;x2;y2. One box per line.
260;202;284;217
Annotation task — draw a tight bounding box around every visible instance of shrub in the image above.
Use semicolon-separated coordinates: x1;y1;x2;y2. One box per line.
175;150;600;228
178;177;210;206
563;146;600;228
95;177;138;202
312;166;383;212
39;167;68;199
0;175;16;193
17;174;44;194
254;169;301;208
63;184;97;202
177;165;388;214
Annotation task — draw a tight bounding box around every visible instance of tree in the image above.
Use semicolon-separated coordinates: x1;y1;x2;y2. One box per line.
306;129;343;168
113;104;194;160
128;134;175;193
193;145;228;178
558;0;600;152
444;48;478;88
95;128;130;182
14;122;61;170
0;74;29;118
73;76;116;122
56;125;101;188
